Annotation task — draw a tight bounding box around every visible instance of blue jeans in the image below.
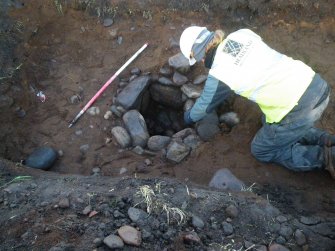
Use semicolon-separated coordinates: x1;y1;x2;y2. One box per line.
251;74;331;171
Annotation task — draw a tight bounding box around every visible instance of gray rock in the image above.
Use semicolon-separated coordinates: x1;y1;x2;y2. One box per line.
168;53;190;74
132;145;144;155
209;168;245;191
299;216;321;225
82;205;92;215
173;128;196;139
111;126;132;148
294;229;307;246
172;71;188;86
196;123;220;141
0;95;14;108
70;95;80;104
58;198;70;209
131;67;141;75
219;112;240;128
222;222;234;235
183;232;201;244
25;146;58;170
87;106;100;116
181;84;202;98
276;236;286;244
166;141;191;163
128;207;148;222
279;225;293;240
108;28;118;38
183;134;201;150
103;18;113;27
184;99;194;112
158;77;173;85
269;243;289;251
169;37;179;49
79;144;90;154
116;76;150;110
93;238;102;247
117;225;142;246
159;65;172;77
15;107;26;118
192;215;205;229
119;167;127;175
276;215;288;223
147;135;171;151
103;234;124;249
149;83;183;109
123;110;149;147
193;75;207;85
225;205;239;218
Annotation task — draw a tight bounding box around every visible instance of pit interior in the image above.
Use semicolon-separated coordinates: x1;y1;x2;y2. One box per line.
1;0;335;219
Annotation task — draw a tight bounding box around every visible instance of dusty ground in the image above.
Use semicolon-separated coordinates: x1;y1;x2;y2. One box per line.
0;0;335;250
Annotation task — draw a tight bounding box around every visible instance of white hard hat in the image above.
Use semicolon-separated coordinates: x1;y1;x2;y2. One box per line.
180;26;207;66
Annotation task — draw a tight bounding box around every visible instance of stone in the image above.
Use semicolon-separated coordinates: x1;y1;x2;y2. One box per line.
111;126;132;148
276;215;288;223
15;107;26;118
183;232;201;244
269;243;290;251
147;135;171;151
117;225;142;246
79;144;90;154
169;37;179;49
110;105;122;117
0;95;14;108
183;134;201;150
299;216;321;225
295;229;307;246
276;236;286;244
192;215;205;229
159;65;172;77
104;110;112;120
103;18;113;27
93;238;102;247
222;222;234;235
209;168;245;191
108;28;118;38
70;95;80;104
158;77;173;85
172;71;188;86
119;167;127;174
58;198;70;209
193;75;207;85
166;141;191;163
279;225;293;240
184;99;194;112
116;76;151;110
219;112;240;128
131;67;141;75
181;84;202;98
149;83;184;109
117;36;123;45
225;205;239;218
196;123;220;141
82;205;92;215
25;146;58;170
128;207;148;222
173;128;196;139
168;53;190;74
87;106;100;116
132;146;144;155
103;234;124;249
123;110;150;147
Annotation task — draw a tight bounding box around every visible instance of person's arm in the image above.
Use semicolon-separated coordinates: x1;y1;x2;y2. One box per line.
184;74;233;124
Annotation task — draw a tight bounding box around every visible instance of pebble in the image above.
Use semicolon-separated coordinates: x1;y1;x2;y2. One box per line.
276;236;286;244
103;18;113;27
128;207;148;222
104;110;112;120
87;106;100;116
75;130;83;136
158;77;173;85
15;107;26;118
58;198;70;209
219;112;240;128
119;167;127;174
117;36;123;45
93;238;102;247
108;28;118;38
222;222;234;235
183;232;201;244
209;168;245;191
269;243;290;251
79;144;90;154
132;146;144;155
225;205;239;218
295;229;307;246
103;234;124;249
57;150;64;157
110;105;122;117
131;67;141;75
82;205;92;215
70;95;80;104
92;167;100;174
192;215;205;229
144;159;152;165
117;225;142;246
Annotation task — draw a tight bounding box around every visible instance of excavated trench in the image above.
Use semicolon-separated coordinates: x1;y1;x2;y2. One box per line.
0;0;335;224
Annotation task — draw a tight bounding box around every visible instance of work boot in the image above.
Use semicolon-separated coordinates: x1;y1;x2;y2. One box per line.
324;146;335;179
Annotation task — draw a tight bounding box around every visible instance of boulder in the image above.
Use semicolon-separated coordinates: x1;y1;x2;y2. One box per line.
123;110;149;147
25;147;58;170
147;135;171;151
116;76;151;110
166;140;191;163
168;52;190;74
117;225;142;246
111;126;132;148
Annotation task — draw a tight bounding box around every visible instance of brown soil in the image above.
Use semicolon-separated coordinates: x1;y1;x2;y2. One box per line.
0;0;335;250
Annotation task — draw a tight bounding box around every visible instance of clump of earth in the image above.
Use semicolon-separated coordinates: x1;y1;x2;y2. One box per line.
0;0;334;250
